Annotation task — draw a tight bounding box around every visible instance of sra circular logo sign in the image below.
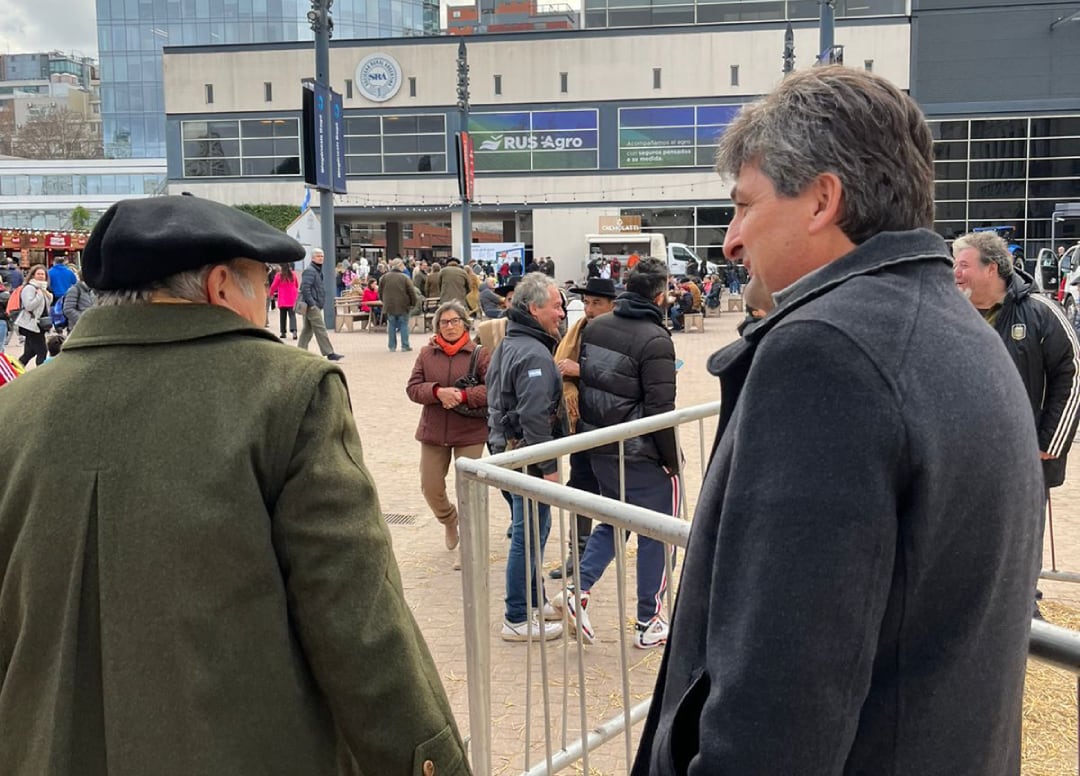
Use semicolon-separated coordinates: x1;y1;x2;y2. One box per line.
356;53;402;102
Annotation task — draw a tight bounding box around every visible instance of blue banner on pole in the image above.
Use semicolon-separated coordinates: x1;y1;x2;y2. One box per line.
301;80;332;191
330;89;347;194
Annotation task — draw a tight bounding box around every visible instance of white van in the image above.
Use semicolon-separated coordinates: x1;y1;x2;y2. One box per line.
582;233;716;281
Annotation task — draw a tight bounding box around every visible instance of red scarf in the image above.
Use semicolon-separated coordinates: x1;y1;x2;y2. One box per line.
435;333;470;357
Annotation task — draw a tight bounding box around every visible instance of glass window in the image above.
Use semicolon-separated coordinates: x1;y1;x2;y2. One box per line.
970;160;1026;179
969;180;1025;199
345;116;380;135
971;118;1027;140
934;161;968;180
347;136;382;155
1029;158;1080;178
1030;117;1080;138
384;154;445;173
697;206;734;226
383;134;445;154
968;201;1025;221
1029;179;1080;199
347;156;382;175
935;182;967;200
935;202;967;222
1030;137;1080;158
933;142;967;161
930;121;968;141
969;140;1027;159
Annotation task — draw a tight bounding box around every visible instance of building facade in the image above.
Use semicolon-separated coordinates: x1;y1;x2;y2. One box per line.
95;0;440;159
159;8;1080;272
446;1;579;34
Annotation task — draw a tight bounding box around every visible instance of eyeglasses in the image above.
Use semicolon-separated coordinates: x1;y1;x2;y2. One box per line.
439;317;464;327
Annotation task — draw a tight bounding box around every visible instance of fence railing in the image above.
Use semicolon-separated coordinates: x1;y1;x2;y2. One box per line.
455;402;718;776
456;400;1080;776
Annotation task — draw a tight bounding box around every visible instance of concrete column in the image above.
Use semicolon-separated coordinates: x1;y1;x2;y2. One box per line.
502;219;517;242
386;221;403;260
451;210;466;258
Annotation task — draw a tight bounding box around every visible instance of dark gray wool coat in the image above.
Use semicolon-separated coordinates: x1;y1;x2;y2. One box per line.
632;229;1045;776
0;303;468;776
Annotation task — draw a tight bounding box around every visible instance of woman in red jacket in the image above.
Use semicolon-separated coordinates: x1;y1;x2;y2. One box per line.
268;263;300;339
406;301;491;555
361;278;382;327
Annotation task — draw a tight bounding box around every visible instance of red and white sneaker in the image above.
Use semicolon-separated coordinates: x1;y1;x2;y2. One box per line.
634;616;669;649
550;588;594;644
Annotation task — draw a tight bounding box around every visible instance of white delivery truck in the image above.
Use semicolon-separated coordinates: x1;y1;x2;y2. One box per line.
582;233;716;282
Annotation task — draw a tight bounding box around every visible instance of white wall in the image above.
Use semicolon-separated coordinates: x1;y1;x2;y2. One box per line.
533;207;616;283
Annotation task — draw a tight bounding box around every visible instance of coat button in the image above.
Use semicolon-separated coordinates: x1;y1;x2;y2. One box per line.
423;760;436;776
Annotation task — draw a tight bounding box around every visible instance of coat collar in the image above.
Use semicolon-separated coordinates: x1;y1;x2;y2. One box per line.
62;303;282;350
708;228;950;378
505;305;559;352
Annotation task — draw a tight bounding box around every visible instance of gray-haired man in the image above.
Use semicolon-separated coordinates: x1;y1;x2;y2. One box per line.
634;66;1045;776
486;272;567;642
298;248;344;362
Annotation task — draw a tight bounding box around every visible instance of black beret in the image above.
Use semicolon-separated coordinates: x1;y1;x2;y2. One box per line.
83;196;306;291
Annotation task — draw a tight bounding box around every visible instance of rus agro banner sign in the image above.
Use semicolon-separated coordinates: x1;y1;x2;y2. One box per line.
468;109;598;172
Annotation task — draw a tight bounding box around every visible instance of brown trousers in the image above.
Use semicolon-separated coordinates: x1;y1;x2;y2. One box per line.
419;442;486;525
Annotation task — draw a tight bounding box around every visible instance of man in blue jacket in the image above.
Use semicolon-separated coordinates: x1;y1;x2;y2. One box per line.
298;248;344;362
47;257;77;301
633;66;1045;776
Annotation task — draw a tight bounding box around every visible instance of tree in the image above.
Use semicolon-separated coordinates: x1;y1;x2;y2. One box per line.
70;206;93;231
0;109;14;157
233;204;302;231
12;106;103;160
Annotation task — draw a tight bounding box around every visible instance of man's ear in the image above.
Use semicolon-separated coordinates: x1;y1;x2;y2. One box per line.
807;172;845;236
204;264;231;305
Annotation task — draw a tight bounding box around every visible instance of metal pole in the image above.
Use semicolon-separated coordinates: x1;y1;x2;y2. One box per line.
783;22;795;75
457;40;472;265
314;0;336;329
819;0;834;63
456;467;491;776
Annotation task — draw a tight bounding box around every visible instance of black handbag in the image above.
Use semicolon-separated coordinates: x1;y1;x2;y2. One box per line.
452;346;488;418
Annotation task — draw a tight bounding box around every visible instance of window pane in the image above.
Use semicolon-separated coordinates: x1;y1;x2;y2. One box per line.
970;160;1026;179
933;142;967;161
1030;137;1080;158
347;136;381;155
969;180;1025;199
969;140;1027;159
968;201;1025;221
934;161;967;180
416;115;444;133
930;121;968;141
970;119;1027;140
383;153;445;173
1030;117;1080;138
935;182;967;200
345;116;380;135
382;115;419;134
383;133;445;154
935;202;966;221
1029;179;1080;199
1029;158;1080;178
347;155;381;174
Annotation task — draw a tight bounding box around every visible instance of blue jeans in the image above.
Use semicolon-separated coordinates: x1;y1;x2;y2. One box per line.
505;492;552;623
577;458;680;623
0;319;7;352
387;313;410;350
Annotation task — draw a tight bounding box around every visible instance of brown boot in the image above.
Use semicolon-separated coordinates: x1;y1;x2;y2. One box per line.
444;519;460;551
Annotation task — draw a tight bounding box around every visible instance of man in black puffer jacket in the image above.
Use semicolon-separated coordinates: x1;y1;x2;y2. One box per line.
551;258;681;651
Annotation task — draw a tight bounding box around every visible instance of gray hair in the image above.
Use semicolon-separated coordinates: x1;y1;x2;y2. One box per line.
513;272;559;312
434;300;471;329
715;66;935;245
953;232;1014;279
391;258;406;270
96;260;257;306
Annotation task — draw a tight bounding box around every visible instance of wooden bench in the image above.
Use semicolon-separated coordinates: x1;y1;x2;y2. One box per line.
684;312;705;333
726;296;744;312
334;297;369;332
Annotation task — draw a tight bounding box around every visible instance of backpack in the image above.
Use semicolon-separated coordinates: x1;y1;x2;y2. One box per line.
50;297;67;329
6;285;21;317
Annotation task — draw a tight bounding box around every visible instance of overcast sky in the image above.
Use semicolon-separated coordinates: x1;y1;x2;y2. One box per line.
0;0;98;57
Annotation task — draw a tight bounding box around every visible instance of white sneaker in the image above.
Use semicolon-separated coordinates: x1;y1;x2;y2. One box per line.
502;617;563;642
634;616;669;649
542;601;560;621
550;589;594;644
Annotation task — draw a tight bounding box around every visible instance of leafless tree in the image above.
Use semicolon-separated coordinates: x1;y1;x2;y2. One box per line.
12;106;103;159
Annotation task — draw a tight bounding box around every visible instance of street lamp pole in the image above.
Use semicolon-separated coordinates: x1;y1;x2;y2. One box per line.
457;40;472;265
309;0;337;326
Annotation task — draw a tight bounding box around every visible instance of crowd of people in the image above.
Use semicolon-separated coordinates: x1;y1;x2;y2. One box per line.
0;65;1075;776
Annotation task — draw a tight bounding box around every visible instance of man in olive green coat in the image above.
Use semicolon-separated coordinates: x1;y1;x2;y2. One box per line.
0;196;470;776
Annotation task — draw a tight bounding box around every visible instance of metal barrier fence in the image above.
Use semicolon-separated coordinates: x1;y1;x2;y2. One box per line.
456;401;1080;776
454;402;719;776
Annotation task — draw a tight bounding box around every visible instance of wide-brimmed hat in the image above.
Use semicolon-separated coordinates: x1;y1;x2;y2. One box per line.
494;275;521;297
568;277;618;299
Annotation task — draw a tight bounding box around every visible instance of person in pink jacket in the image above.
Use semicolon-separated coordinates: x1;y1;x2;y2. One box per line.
268;263;300;339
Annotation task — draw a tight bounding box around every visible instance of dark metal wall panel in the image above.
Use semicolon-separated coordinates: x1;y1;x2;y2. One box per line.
913;2;1080;105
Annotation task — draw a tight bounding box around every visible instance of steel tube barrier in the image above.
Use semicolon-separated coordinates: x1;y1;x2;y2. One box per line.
1029;620;1080;773
455;403;717;776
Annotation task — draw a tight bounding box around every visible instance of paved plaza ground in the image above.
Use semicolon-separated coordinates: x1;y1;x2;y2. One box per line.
316;303;1080;774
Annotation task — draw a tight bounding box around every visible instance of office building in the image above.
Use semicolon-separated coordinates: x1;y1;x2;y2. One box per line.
96;0;440;159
